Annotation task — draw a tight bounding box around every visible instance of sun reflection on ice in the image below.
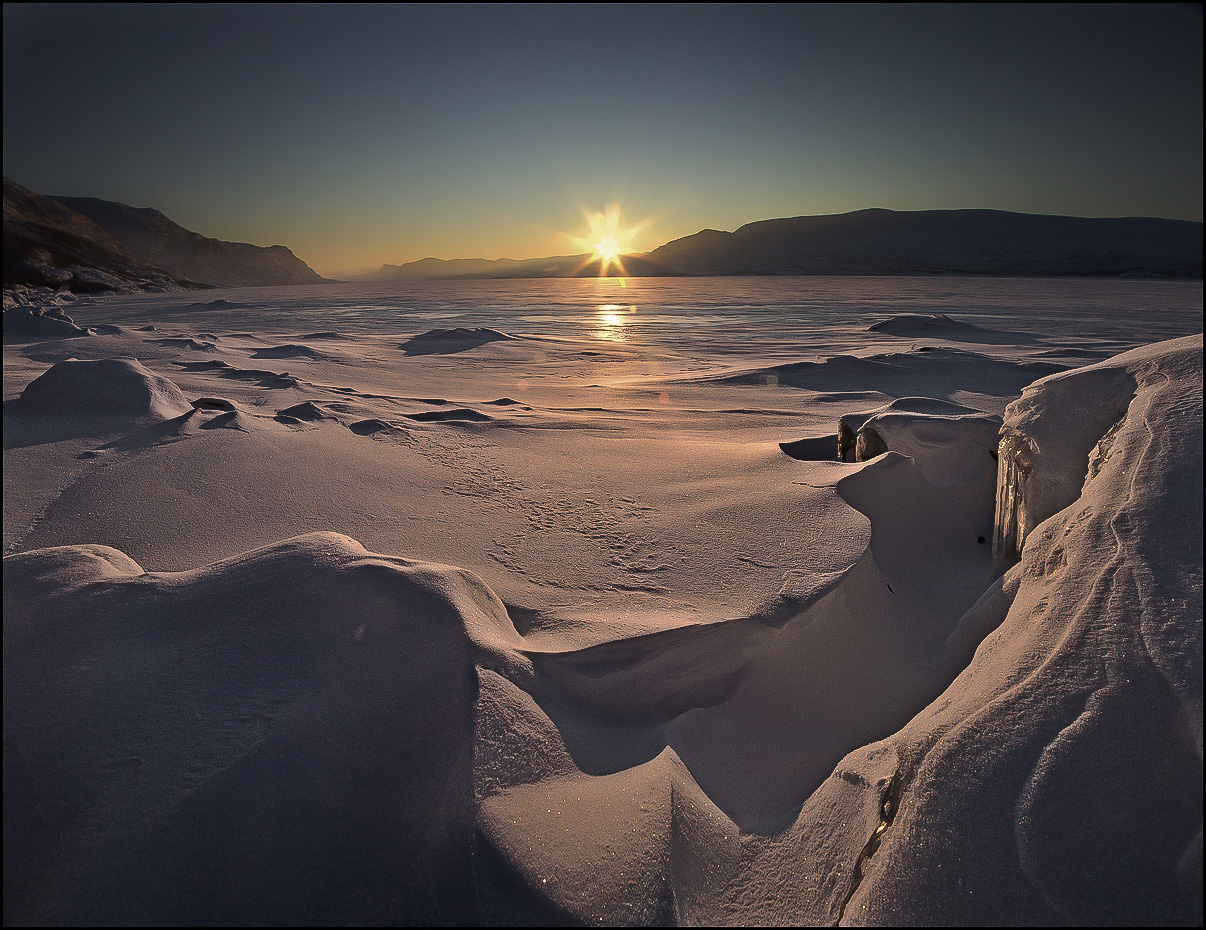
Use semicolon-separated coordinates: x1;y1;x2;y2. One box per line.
593;304;634;341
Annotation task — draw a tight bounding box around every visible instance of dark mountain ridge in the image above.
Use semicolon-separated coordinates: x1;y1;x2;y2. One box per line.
641;208;1202;278
379;208;1202;280
3;177;204;295
50;195;326;288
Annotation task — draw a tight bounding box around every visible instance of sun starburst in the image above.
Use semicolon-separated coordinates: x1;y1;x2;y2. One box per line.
570;203;647;277
594;235;622;264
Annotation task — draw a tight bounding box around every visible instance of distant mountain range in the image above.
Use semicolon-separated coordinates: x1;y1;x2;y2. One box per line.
379;254;596;281
5;177;1201;297
3;177;326;295
380;208;1202;281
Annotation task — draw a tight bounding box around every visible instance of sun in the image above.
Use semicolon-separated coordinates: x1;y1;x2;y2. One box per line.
570;203;647;276
594;235;622;264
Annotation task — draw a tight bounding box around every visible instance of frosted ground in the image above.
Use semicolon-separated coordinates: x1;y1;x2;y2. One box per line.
3;276;1202;925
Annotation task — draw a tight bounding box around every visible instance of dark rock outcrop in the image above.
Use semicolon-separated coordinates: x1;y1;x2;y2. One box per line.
854;426;890;461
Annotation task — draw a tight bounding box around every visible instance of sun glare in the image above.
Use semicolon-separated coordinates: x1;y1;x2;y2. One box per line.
570;203;648;277
594;235;622;264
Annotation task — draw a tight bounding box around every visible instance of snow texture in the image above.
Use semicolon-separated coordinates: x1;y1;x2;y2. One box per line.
2;281;1201;926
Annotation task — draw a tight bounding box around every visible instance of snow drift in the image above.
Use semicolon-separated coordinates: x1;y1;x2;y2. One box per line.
839;333;1203;925
3;533;526;926
3;333;1201;925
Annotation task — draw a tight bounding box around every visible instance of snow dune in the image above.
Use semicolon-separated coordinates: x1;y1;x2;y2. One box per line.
13;356;193;419
709;346;1066;405
2;286;1201;925
400;326;516;355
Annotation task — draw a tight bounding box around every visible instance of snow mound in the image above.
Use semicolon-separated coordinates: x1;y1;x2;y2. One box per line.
298;330;352;340
12;357;193;420
275;400;337;421
3;306;89;338
349;417;409;437
148;336;218;352
3;532;526;926
868;312;983;333
836;396;1002;484
184;298;242;310
250;343;327;359
864;313;1036;345
399;327;514;356
175;396;293;434
404;407;493;422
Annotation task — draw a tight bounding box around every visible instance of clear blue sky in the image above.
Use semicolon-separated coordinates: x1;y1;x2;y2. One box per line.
4;3;1202;278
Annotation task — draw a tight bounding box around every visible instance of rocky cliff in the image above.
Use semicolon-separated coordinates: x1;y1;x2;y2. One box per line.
3;177;200;295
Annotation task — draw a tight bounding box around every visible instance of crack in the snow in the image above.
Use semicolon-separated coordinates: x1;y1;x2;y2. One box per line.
836;766;905;923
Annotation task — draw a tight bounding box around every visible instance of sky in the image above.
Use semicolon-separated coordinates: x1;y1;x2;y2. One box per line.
3;3;1202;279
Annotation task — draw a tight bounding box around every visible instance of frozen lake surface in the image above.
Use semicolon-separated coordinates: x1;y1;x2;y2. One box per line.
67;274;1204;350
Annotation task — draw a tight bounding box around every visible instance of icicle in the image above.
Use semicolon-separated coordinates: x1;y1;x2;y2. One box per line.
993;430;1034;571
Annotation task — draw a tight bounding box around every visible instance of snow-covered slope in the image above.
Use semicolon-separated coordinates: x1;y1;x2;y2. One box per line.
3;329;1200;924
838;334;1203;924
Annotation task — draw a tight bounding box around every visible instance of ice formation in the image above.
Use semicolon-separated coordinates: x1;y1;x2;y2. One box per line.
837;396;1002;479
993;343;1144;567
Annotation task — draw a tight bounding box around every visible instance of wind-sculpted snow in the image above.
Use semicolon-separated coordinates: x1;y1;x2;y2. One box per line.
4;401;1007;923
837;334;1203;925
3;290;1201;924
712;346;1066;401
399;326;515;356
3;533;527;926
2;306;90;338
835;396;1002;480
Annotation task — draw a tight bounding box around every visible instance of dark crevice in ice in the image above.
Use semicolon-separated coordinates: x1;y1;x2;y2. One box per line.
837;766;905;923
